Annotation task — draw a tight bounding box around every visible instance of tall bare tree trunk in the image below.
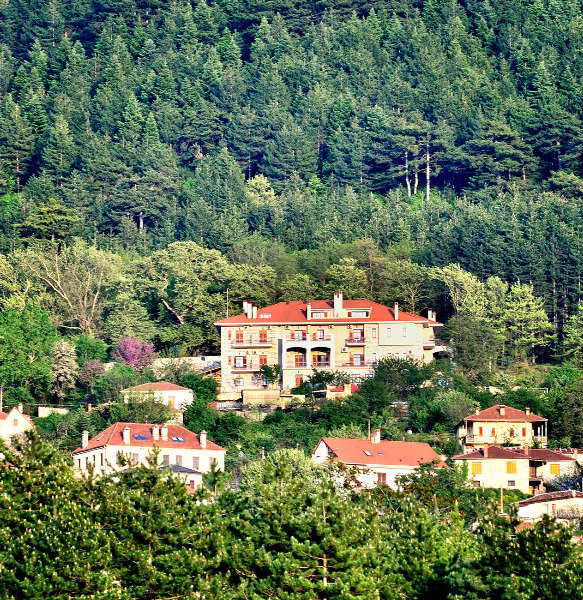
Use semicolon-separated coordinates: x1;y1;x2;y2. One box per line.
405;151;411;196
425;143;430;202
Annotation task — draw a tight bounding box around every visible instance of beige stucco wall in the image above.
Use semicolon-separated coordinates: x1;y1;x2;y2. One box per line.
121;389;194;411
74;444;225;477
220;319;438;392
0;409;34;444
458;420;547;449
518;497;583;521
455;458;531;494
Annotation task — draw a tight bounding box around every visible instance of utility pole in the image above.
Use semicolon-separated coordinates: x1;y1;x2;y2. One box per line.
226;288;229;318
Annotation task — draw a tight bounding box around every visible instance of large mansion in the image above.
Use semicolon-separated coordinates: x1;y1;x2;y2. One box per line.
214;292;443;392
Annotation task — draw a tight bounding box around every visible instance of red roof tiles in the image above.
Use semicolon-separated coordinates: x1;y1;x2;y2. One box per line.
518;490;583;506
463;405;546;423
319;437;444;467
124;382;192;392
453;447;574;461
72;422;224;454
215;300;442;326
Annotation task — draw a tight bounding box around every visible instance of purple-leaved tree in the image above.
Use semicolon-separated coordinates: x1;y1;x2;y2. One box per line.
112;337;156;373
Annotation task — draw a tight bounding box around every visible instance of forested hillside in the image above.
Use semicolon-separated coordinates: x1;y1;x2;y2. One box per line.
0;0;582;360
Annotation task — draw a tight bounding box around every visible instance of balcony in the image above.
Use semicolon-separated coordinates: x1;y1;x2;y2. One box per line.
529;467;543;480
339;361;375;368
466;435;497;443
231;335;274;348
423;337;436;349
285;360;332;369
286;333;333;342
345;337;366;346
232;361;261;372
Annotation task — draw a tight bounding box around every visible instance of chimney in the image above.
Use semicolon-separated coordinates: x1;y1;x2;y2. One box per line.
306;303;312;320
499;406;506;416
483;443;489;458
523;444;529;456
574;448;578;460
394;302;399;320
87;403;93;413
243;300;249;316
82;430;89;448
122;426;130;445
17;403;23;413
370;428;381;444
525;407;531;416
200;430;207;449
333;291;343;316
152;425;160;441
475;406;480;415
252;305;258;319
161;425;168;441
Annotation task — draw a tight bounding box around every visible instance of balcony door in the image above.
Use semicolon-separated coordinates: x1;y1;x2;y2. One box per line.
294;330;304;341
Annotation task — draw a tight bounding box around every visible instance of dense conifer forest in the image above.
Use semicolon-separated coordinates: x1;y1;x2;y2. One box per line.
0;0;581;358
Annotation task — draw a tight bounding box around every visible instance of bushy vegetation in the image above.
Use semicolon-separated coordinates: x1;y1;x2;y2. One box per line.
0;437;581;600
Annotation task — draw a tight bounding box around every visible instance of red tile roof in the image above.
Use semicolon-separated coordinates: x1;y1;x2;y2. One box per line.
462;405;546;423
453;446;530;460
73;423;224;454
453;447;573;461
0;412;9;420
215;300;442;326
329;384;360;393
518;490;583;506
319;437;445;467
123;382;192;392
0;407;34;425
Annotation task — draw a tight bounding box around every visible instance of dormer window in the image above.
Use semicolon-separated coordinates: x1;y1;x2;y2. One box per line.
312;311;327;318
348;311;368;318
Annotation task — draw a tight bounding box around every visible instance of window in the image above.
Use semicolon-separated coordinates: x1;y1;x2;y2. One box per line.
353;354;363;366
78;459;81;469
550;463;560;475
13;419;17;426
350;311;368;318
175;455;182;466
402;327;407;338
294;330;305;341
479;427;483;436
471;462;482;474
163;455;169;466
96;433;105;441
235;330;243;342
316;329;324;340
171;437;185;442
228;331;231;340
295;354;305;367
508;480;515;487
353;329;363;340
132;453;139;465
312;311;326;318
372;328;377;339
234;356;245;368
210;457;217;467
259;330;268;342
134;434;148;440
228;356;232;365
491;428;495;437
259;354;267;366
386;328;392;340
506;462;517;474
259;313;271;318
377;472;387;485
85;457;89;469
509;428;515;437
100;453;104;466
522;428;526;437
193;457;199;470
363;450;373;456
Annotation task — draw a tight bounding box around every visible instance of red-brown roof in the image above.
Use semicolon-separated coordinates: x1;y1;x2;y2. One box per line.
463;405;546;423
0;407;34;425
319;437;444;467
123;382;192;392
0;412;9;420
73;423;224;454
452;447;573;461
215;300;442;326
329;384;360;393
518;490;583;506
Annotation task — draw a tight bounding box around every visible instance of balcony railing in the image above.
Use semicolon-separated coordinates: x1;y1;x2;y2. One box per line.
345;337;366;345
286;361;332;369
232;361;261;372
339;361;375;368
231;335;274;348
285;333;334;342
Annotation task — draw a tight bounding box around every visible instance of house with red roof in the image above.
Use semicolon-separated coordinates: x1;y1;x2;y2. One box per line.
452;445;577;495
214;291;444;393
72;423;225;489
0;403;34;446
517;490;583;523
121;381;194;417
311;428;445;489
456;405;548;452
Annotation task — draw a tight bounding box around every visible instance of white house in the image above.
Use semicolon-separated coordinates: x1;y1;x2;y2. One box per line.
72;422;225;490
0;404;34;446
517;490;583;523
311;429;444;489
120;382;194;412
